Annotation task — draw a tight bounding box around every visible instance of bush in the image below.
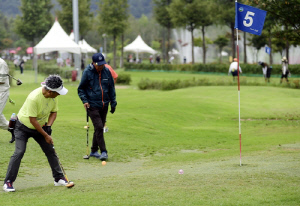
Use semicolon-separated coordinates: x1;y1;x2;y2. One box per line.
137;77;300;91
124;62;300;75
117;73;131;85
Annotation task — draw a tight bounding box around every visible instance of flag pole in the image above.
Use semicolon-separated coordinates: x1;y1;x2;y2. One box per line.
235;0;242;166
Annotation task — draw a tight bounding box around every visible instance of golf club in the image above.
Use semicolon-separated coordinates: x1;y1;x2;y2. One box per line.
83;110;89;159
52;145;75;188
7;74;22;85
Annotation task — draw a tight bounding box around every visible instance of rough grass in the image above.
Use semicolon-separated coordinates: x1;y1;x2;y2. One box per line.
0;70;299;205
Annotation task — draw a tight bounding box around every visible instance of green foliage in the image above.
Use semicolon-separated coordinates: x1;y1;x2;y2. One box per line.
38;63;72;80
56;0;93;37
249;0;300;42
116;72;131;85
14;0;53;45
124;62;300;76
98;0;129;68
98;0;129;35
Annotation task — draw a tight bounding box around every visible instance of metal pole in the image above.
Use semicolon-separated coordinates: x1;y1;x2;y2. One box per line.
236;0;242;167
73;0;81;80
103;34;106;54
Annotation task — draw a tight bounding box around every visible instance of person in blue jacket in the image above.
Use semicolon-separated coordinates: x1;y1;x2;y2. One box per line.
78;53;117;161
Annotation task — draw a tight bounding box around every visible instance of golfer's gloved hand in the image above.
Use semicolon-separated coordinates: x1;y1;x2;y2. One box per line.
42;126;52;135
110;107;116;114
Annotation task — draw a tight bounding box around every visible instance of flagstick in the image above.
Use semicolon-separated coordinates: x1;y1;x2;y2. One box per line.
236;17;242;167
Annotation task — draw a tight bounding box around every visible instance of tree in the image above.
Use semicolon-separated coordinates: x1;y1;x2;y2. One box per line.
14;0;53;47
153;0;174;63
250;33;267;62
214;0;236;59
194;36;213;63
214;36;229;63
98;0;129;69
0;12;8;49
56;0;93;38
248;0;300;41
168;0;210;64
196;1;214;64
249;0;300;61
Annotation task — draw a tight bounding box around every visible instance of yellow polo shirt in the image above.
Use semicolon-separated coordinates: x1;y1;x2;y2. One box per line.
18;87;58;129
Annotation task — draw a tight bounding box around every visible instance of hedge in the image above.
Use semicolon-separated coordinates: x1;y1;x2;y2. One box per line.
124;62;300;76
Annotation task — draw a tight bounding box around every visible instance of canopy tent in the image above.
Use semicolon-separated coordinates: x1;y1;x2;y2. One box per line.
33;20;81;82
69;31;97;53
123;35;156;59
79;39;97;53
34;21;81;55
168;48;179;55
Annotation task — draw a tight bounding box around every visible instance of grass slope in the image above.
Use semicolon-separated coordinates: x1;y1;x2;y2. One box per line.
0;71;299;205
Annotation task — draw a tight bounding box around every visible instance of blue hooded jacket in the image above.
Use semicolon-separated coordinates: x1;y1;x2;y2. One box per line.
78;63;117;109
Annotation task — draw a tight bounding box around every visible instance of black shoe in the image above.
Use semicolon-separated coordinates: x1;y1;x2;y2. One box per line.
8;129;15;143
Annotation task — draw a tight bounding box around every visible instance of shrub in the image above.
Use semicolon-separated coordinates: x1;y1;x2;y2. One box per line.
124;62;300;75
117;73;131;85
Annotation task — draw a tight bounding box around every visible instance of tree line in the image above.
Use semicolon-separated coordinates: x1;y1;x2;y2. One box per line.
0;0;299;69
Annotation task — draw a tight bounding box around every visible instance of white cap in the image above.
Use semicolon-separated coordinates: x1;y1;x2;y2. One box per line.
41;82;68;95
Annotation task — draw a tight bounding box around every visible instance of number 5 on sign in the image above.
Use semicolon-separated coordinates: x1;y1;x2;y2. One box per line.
243;11;255;27
235;2;267;36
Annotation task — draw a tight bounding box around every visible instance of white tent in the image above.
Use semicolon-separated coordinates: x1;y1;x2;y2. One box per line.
124;35;156;59
79;39;97;53
168;48;179;55
34;21;81;55
33;20;81;82
69;31;97;53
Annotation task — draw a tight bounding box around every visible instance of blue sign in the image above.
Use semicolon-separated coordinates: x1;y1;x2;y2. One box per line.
235;2;267;35
265;46;271;54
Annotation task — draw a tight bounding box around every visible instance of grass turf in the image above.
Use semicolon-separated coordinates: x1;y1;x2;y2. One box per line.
0;70;299;205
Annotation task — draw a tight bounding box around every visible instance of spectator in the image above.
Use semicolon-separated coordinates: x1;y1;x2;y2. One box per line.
228;58;242;81
169;56;175;64
13;58;19;68
66;58;71;67
156;55;161;64
19;58;25;74
149;55;153;63
258;61;272;83
280;57;290;83
56;57;63;67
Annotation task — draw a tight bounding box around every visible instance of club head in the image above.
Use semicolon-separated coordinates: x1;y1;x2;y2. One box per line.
66;182;75;188
16;79;22;85
83;155;89;159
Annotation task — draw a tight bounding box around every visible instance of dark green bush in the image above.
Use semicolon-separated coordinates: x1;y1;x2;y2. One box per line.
124;62;300;75
117;73;131;85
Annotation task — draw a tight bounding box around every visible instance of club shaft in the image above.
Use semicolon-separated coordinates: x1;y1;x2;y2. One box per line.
53;145;70;183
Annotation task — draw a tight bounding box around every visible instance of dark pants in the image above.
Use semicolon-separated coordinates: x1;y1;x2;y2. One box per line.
280;73;289;83
88;107;108;153
19;65;23;74
4;120;63;183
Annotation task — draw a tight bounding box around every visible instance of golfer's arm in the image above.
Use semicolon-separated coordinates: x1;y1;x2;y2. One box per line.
29;117;50;138
47;112;57;126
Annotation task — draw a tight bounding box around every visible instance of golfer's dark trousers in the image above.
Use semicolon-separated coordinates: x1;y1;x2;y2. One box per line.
88;106;108;153
4;120;63;183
